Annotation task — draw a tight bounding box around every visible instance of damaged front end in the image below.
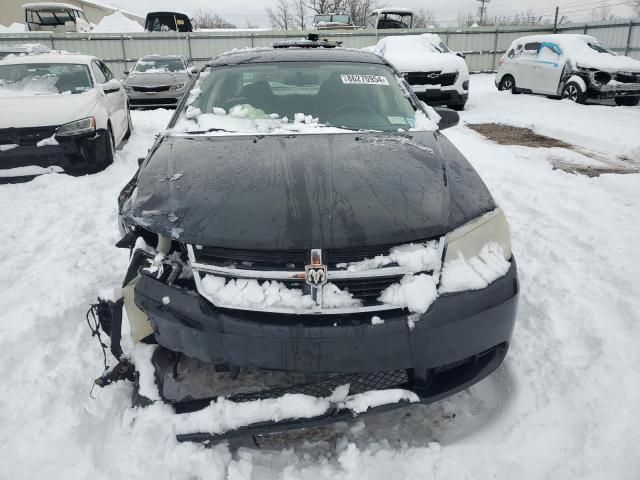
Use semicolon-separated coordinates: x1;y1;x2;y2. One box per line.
571;66;640;103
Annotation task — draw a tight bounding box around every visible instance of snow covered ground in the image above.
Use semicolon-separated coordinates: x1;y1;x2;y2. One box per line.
1;74;640;479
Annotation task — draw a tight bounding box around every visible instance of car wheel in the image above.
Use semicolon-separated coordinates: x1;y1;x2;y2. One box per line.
615;96;640;107
562;82;587;104
96;126;115;172
498;75;517;94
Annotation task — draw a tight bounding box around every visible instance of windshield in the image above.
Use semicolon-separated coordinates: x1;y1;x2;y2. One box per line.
27;9;75;26
378;13;412;29
587;42;615;55
134;58;185;73
0;63;93;96
176;61;423;134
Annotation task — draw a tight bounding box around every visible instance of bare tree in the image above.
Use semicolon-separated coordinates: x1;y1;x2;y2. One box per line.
266;0;293;30
591;2;615;22
634;1;640;16
456;11;477;27
345;0;378;26
413;8;437;28
292;0;307;29
192;9;237;29
304;0;347;15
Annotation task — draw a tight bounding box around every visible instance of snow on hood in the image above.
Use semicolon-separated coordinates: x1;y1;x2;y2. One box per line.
375;34;467;73
569;38;640;72
0;89;99;128
125;71;189;86
92;11;144;33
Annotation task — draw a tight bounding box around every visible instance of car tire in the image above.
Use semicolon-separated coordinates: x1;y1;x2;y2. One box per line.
562;81;587;104
498;75;517;94
96;126;115;172
615;96;640;107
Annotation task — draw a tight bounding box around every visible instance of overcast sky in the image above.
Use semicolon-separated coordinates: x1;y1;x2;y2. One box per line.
102;0;638;27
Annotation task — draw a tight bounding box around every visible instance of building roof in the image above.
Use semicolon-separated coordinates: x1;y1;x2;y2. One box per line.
0;52;96;64
207;47;386;67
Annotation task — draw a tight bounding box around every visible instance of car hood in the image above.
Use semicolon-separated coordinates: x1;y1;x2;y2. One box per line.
384;51;467;74
125;72;189;86
125;131;495;249
573;53;640;73
0;90;99;129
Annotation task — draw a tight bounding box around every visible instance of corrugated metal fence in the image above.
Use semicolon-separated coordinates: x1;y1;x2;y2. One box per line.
1;20;639;77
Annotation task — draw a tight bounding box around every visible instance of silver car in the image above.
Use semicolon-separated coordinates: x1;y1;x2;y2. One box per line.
123;55;194;109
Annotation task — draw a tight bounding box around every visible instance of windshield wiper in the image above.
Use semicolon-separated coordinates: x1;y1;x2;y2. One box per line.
183;127;235;134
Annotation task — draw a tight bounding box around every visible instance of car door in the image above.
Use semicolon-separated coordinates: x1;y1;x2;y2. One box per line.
533;42;564;95
515;42;541;91
93;60;126;142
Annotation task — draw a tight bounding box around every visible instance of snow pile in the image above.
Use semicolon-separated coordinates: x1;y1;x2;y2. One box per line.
201;275;361;310
378;274;438;314
440;243;510;294
172;383;418;435
92;11;144;33
338;241;440;273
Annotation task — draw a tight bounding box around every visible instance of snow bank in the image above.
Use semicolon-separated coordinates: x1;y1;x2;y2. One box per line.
92;11;144;33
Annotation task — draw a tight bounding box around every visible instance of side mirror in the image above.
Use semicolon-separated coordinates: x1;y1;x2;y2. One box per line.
456;51;466;59
137;157;145;167
434;107;460;130
102;79;121;94
189;66;199;75
123;70;130;75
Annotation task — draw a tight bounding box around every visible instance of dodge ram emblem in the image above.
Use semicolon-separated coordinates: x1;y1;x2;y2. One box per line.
305;265;327;287
305;248;328;287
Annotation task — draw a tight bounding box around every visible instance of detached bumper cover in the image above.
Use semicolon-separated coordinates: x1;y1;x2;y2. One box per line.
0;128;110;182
135;259;518;376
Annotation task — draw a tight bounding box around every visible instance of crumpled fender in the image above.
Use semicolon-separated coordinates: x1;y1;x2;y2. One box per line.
566;75;588;92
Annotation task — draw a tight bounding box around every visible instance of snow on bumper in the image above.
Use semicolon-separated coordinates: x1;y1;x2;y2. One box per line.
134;258;518;377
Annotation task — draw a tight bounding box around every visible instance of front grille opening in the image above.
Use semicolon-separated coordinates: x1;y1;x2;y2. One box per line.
405;71;458;86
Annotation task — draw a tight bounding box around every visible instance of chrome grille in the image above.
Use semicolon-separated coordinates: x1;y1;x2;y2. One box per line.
131;85;172;92
187;239;445;315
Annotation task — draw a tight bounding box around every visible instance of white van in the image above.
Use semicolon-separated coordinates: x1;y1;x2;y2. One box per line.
496;34;640;106
23;3;92;33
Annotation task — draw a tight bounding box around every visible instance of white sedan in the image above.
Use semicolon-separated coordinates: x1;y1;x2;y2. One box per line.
0;53;131;182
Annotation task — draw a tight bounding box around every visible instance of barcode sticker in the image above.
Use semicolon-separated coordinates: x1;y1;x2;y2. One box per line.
340;74;390;85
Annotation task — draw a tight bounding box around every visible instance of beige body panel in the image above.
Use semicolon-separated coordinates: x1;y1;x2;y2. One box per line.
123;276;153;343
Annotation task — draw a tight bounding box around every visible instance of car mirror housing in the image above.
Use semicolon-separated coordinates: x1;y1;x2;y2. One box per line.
189;66;199;75
456;51;466;59
123;70;130;75
434;107;460;130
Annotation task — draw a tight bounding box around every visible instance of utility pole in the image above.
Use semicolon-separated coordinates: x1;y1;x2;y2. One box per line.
553;6;559;33
477;0;491;25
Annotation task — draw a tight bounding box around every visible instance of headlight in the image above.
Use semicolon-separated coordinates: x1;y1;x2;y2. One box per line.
444;208;512;264
440;208;512;293
55;117;96;137
172;82;186;90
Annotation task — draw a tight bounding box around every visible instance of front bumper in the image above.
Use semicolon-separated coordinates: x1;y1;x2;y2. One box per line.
126;89;186;108
0;129;110;183
135;258;518;399
414;88;468;107
589;82;640;99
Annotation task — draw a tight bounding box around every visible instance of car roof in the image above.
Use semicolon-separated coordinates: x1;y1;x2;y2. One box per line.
22;2;82;10
0;53;96;65
207;47;386;67
139;54;186;61
511;34;597;46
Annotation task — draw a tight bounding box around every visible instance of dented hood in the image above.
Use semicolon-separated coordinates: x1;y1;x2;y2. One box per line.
126;131;494;249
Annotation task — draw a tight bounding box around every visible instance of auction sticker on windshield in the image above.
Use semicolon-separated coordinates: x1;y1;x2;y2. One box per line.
341;74;389;85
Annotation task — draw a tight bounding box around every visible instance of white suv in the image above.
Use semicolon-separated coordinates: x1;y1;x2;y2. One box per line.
375;34;470;110
496;34;640;106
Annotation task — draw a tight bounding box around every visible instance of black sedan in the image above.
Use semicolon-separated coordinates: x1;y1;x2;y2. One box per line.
103;42;518;443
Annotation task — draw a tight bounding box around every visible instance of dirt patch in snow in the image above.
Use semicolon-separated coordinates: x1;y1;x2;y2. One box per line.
468;122;639;177
468;123;572;149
